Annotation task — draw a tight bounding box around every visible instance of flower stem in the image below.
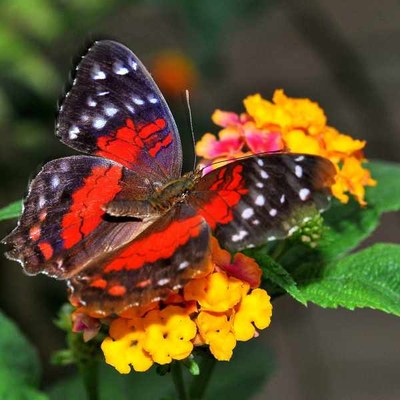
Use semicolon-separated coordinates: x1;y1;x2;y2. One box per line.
189;354;216;400
171;361;189;400
78;360;99;400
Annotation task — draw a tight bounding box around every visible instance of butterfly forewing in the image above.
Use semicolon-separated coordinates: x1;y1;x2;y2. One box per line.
190;153;335;252
57;40;182;182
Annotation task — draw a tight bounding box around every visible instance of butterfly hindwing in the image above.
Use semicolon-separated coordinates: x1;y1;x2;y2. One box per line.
57;40;182;181
3;156;155;278
191;153;335;252
68;204;211;315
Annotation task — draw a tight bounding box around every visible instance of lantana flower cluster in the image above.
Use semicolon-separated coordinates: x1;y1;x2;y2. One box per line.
196;90;376;205
74;238;272;373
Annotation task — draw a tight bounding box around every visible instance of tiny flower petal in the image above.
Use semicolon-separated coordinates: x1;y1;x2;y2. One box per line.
233;288;272;341
142;306;197;364
323;127;366;156
101;318;153;373
212;110;241;127
196;311;236;361
184;271;248;312
243;123;284;153
222;253;263;289
195;132;243;160
283;129;322;155
72;312;101;342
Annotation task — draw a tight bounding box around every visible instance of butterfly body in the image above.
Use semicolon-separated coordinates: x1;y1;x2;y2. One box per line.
104;170;201;218
2;40;336;315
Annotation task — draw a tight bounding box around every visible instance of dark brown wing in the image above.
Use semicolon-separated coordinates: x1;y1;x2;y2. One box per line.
189;153;335;252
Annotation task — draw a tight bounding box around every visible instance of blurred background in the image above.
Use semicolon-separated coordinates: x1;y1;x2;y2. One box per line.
0;0;399;399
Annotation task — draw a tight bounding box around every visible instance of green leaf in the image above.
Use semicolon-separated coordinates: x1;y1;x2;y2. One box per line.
48;340;274;400
367;160;400;213
0;200;22;221
295;243;400;316
245;246;307;304
0;310;48;399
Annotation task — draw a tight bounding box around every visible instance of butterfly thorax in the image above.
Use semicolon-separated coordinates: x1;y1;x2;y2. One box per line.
104;170;202;220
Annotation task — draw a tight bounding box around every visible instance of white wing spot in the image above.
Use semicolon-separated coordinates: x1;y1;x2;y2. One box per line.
256;182;264;188
91;64;106;80
295;165;303;178
87;97;97;107
93;117;107;129
252;219;260;225
51;175;60;189
133;97;145;105
241;208;254;219
104;105;118;117
97;91;109;96
260;170;269;179
178;261;190;270
148;95;158;104
280;194;286;204
157;278;170;286
113;62;129;75
68;126;79;139
269;208;277;217
299;188;311;201
257;158;264;166
130;59;138;70
295;155;305;162
80;114;89;122
255;195;265;206
232;230;248;242
38;196;46;208
126;104;135;113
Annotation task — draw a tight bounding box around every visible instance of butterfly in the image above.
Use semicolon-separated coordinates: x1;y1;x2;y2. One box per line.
2;40;335;316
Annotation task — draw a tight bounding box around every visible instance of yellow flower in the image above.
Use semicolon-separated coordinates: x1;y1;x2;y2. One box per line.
244;90;327;135
196;311;236;361
184;271;249;312
283;129;322;155
101;317;153;373
233;289;272;341
322;127;366;159
142;306;197;365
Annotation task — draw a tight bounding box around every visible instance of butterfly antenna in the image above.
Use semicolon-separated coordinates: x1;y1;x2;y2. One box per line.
185;90;197;172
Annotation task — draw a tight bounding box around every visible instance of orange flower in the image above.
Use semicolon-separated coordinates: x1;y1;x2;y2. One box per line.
152;50;197;98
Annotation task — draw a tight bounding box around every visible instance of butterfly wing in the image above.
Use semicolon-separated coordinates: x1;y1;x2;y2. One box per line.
190;153;335;251
2;156;155;278
68;204;211;315
57;40;182;181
